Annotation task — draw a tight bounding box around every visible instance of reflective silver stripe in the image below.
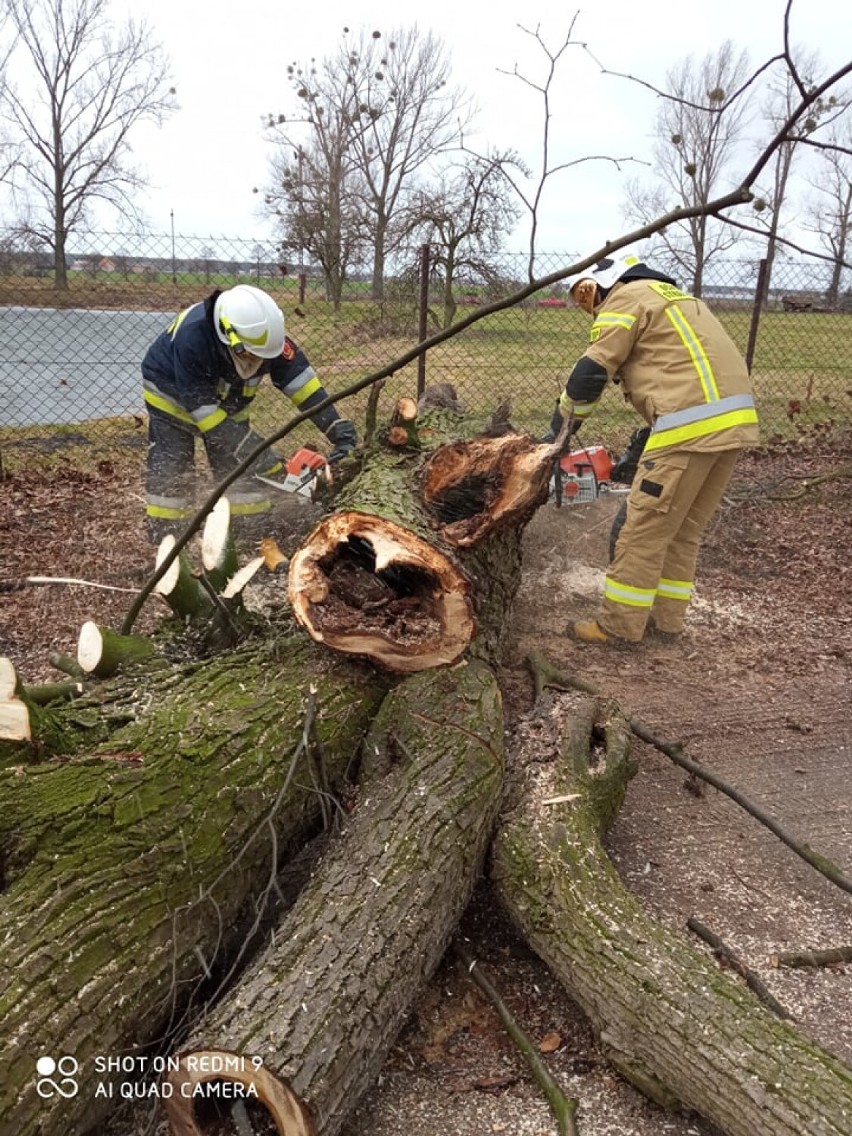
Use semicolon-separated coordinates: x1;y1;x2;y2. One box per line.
279;364;317;397
651;394;756;435
592;312;637;332
657;578;693;600
665;304;719;402
191;402;223;426
226;489;269;505
604;578;656;608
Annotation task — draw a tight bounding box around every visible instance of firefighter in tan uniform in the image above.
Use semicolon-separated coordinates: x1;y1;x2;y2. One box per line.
551;252;760;644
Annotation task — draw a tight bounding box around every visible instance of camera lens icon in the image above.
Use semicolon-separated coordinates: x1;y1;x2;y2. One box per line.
36;1055;80;1099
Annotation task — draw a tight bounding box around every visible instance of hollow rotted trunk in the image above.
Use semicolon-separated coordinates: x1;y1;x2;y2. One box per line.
491;682;852;1136
0;638;389;1136
289;408;554;672
161;660;505;1136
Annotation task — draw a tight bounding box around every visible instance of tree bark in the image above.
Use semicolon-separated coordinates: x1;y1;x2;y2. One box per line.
2;405;542;1136
0;638;389;1136
491;682;852;1136
161;660;505;1136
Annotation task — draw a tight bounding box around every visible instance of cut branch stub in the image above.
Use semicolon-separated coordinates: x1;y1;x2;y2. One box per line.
0;656;31;742
76;621;156;678
288;511;474;673
162;1051;314;1136
421;435;554;547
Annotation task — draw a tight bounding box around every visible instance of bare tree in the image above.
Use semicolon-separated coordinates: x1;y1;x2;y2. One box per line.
263;25;466;303
0;0;176;288
412;152;523;328
623;41;753;294
493;21;643;283
0;3;19;186
802;117;852;306
264;126;367;310
751;49;848;306
348;27;466;300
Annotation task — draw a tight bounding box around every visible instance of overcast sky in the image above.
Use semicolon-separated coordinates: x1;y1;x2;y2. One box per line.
7;0;852;257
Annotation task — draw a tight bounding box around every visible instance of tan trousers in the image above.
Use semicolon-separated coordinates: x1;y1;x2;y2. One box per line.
600;448;741;641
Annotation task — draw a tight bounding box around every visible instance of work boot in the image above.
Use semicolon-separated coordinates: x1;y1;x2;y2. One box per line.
571;620;612;644
646;620;682;643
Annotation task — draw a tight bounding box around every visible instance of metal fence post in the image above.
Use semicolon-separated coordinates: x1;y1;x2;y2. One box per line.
745;258;768;374
417;243;430;398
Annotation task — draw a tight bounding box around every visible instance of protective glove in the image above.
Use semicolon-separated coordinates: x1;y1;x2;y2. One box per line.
326;419;358;463
611;425;651;484
540;400;581;443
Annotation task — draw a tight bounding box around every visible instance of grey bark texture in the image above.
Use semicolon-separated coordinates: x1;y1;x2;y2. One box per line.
163;660;505;1135
491;684;852;1136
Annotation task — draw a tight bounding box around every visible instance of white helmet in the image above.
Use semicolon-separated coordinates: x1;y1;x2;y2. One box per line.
213;285;286;359
564;251;644;297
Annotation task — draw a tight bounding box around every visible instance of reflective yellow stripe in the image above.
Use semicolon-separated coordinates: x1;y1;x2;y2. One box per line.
196;407;228;433
288;376;322;407
591;311;637;334
143;388;195;425
657;577;693;600
166;307;193;337
559;392;597;417
604;578;657;608
644;408;759;451
239;329;271;349
146;504;193;520
665;305;720;402
231;407;252;422
227;499;271;516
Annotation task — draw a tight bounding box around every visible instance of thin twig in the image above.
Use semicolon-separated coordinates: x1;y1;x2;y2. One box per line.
0;574;138;594
454;942;579;1136
364;377;385;446
686;917;794;1020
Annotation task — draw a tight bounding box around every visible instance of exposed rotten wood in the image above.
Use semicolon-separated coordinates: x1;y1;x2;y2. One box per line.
421;434;554;547
288;511;474;672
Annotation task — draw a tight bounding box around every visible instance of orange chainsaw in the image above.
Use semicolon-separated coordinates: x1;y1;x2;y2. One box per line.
255;447;330;499
551;424;651;507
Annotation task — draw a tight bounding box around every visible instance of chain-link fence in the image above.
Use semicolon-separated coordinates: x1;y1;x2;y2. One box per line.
1;228;850;466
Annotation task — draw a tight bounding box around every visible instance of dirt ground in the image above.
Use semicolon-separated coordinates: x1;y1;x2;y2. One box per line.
2;426;851;1136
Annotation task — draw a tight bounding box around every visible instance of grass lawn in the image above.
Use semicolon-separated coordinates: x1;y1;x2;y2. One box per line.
2;278;850;472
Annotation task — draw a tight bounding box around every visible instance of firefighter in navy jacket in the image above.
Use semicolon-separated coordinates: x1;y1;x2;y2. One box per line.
141;284;357;542
550;252;759;644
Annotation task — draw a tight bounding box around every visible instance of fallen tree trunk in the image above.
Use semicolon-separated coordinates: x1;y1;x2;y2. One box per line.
491;680;852;1136
160;660;505;1136
0;637;389;1136
2;406;544;1136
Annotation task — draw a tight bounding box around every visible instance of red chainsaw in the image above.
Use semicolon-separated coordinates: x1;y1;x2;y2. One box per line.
551;444;630;506
550;425;650;507
255;447;330;499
